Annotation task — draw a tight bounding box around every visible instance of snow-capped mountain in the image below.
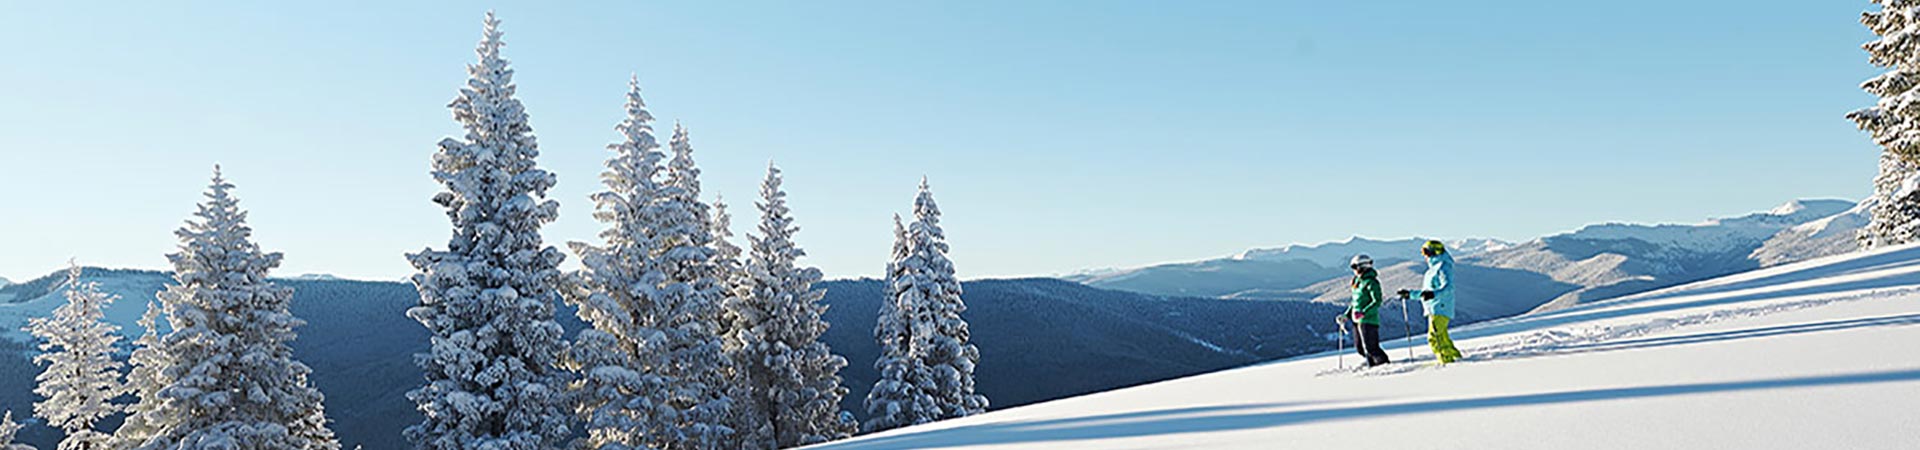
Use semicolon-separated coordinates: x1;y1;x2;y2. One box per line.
1752;199;1872;267
1077;199;1864;322
808;241;1920;450
1065;237;1510;300
1234;237;1513;267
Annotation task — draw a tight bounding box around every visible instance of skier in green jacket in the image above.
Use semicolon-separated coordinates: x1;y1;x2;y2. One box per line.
1346;254;1390;367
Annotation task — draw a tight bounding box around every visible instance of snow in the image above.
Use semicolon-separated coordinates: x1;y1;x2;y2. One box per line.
808;242;1920;449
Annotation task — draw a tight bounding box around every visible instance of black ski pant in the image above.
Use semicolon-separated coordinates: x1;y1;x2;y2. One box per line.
1353;323;1390;366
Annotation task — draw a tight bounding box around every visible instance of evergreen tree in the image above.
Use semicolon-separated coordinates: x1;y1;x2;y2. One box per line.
405;12;571;450
898;179;988;420
1851;0;1920;247
111;300;168;450
732;165;854;447
646;123;745;449
26;263;123;450
138;167;339;450
1;411;36;450
563;76;673;450
862;215;936;433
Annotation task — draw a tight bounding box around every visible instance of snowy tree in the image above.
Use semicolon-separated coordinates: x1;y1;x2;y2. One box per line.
898;179;988;420
404;12;571;450
1851;0;1920;247
646;122;747;449
136;167;339;450
25;263;124;450
562;76;673;450
111;300;168;450
563;80;740;450
862;214;936;433
730;165;854;447
1;411;37;450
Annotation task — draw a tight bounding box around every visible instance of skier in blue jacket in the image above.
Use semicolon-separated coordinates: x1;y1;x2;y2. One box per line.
1397;240;1465;363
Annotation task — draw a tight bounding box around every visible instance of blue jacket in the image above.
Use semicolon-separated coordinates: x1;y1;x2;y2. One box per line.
1409;252;1456;318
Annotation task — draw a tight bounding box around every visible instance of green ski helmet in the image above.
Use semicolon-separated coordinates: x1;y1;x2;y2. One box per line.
1422;240;1446;256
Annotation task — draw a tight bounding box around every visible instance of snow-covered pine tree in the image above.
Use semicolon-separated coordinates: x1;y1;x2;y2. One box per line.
405;12;570;450
111;300;168;450
1;411;36;450
137;167;339;450
26;263;124;450
645;122;746;449
562;76;674;450
899;179;988;420
731;165;854;447
862;214;937;433
1851;0;1920;248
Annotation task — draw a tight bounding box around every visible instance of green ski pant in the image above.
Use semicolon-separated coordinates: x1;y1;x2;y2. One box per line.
1428;315;1464;363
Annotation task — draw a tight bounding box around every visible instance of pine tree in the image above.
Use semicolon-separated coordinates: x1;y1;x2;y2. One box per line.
862;214;936;433
646;123;745;449
111;300;168;450
25;263;124;450
731;165;854;447
898;179;988;420
137;167;338;450
1851;0;1920;247
1;411;37;450
405;12;571;450
563;76;673;450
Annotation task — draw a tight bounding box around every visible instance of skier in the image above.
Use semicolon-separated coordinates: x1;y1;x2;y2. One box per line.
1398;240;1465;364
1346;254;1390;367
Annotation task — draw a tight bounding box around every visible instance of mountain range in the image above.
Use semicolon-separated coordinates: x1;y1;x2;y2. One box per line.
1070;199;1862;322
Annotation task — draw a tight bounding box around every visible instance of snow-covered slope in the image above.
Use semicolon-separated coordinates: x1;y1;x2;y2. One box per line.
1753;199;1871;267
0;268;172;340
809;242;1920;450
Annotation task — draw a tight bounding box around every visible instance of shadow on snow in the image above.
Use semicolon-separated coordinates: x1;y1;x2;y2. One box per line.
819;368;1920;449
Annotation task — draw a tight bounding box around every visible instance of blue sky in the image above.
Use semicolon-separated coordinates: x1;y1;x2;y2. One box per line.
0;1;1885;282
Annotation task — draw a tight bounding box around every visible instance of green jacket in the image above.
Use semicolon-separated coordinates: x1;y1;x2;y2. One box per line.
1349;268;1384;325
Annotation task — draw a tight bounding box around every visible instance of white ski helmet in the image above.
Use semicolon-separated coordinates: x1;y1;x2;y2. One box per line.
1349;254;1373;269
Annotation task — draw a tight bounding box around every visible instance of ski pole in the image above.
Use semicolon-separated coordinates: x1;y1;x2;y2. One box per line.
1336;312;1349;370
1401;292;1414;361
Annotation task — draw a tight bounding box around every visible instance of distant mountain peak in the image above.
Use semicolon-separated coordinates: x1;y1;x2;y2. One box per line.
1235;236;1511;266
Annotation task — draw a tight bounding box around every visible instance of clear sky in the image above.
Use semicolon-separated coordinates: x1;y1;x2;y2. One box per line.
0;1;1886;282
